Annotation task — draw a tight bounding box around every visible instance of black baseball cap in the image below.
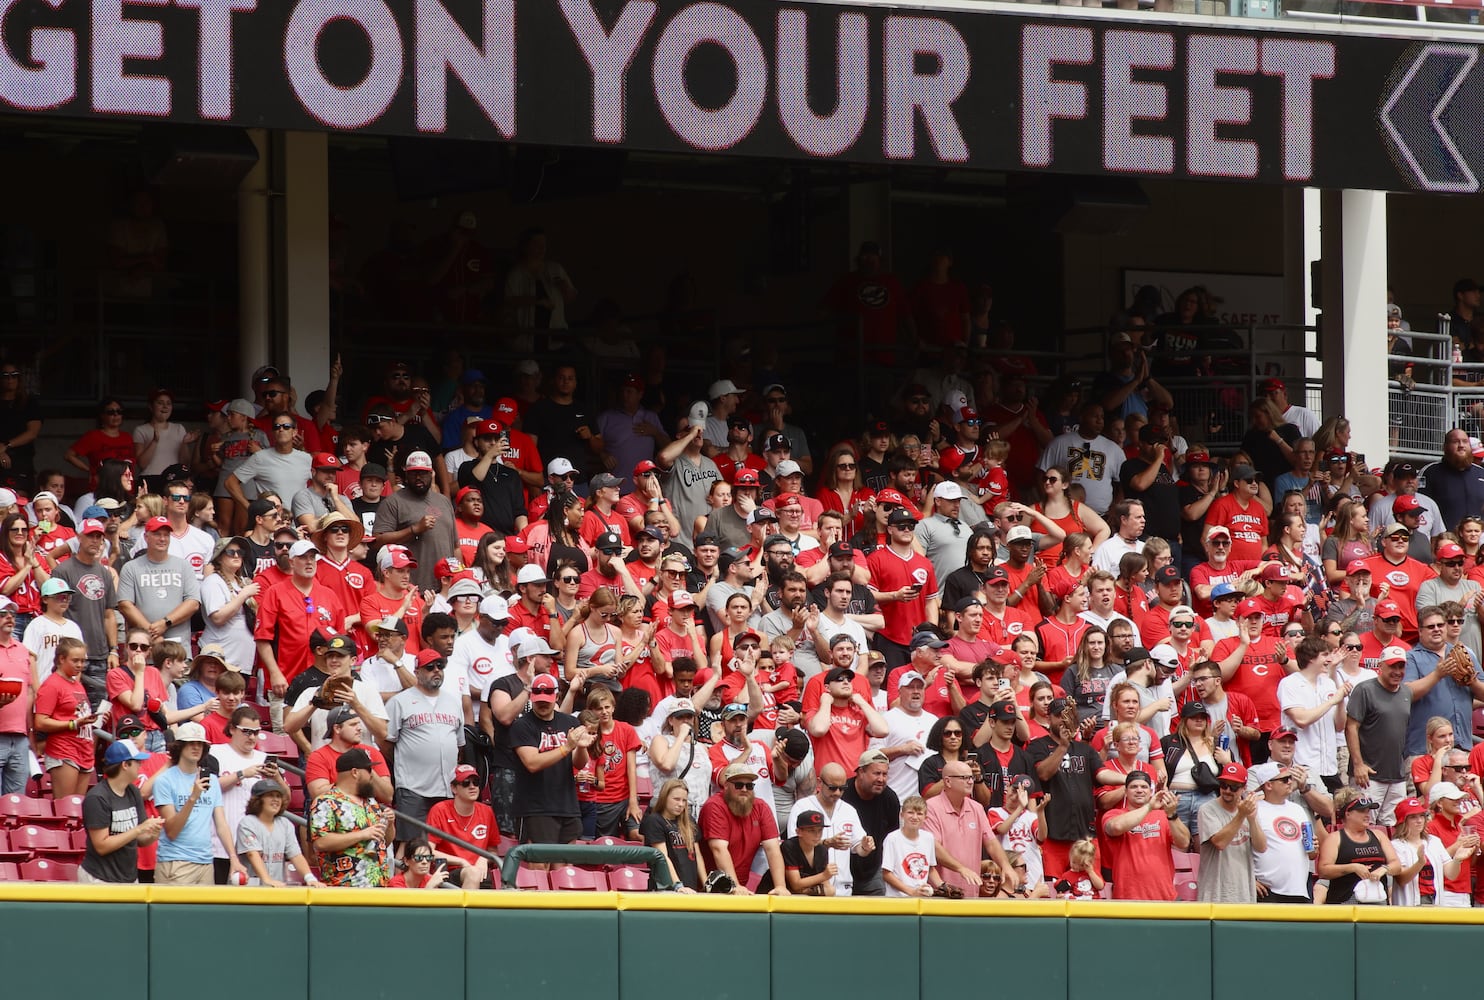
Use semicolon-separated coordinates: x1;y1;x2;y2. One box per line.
336;748;374;772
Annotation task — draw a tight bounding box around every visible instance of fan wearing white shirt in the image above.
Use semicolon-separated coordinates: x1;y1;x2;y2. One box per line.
872;671;938;802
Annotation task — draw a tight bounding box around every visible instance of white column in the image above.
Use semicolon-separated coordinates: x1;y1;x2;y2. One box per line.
276;131;331;411
237;129;272;398
1319;190;1388;460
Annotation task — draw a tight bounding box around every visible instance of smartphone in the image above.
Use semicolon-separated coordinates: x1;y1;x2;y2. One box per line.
94;698;111;719
964;749;978;763
1054;879;1073;894
997;679;1010;692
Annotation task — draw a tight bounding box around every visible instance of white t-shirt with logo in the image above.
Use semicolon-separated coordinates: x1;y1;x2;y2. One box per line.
168;525;217;581
1253;798;1311;898
448;629;513;720
874;708;938;803
881;828;937;897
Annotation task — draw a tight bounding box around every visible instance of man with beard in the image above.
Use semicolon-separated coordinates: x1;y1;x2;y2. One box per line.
512;673;594;846
372;451;458;593
308;747;392;887
787;760;871;896
700;760;790;894
761;571;814;670
577;531;641;601
457;420;527;536
704;466;760;549
385;648;465;836
1422;429;1484;530
1030;699;1103;880
760;534;797;612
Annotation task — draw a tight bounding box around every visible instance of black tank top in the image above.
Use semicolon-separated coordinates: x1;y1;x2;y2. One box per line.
1328;827;1385;904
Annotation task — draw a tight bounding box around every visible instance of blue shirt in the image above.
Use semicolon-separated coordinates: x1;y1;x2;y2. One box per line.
441;404;493;451
153;766;222;863
176;679;213;712
1403;643;1480;757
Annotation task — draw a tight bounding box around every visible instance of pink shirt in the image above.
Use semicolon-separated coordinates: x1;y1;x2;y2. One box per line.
923;792;994;896
0;639;32;734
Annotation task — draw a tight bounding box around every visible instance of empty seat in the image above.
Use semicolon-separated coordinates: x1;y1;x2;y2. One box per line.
11;824;84;862
514;867;549;890
605;866;652;892
0;830;25;862
256;732;298;756
52;795;86;829
0;794;53;828
20;858;76;881
548;865;601;891
0;861;18;881
1175;878;1199;902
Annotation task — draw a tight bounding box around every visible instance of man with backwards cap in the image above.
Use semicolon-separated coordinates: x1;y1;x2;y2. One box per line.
308;747;392;888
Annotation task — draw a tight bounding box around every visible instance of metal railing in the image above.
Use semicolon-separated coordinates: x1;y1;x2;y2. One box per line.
1384;318;1480;462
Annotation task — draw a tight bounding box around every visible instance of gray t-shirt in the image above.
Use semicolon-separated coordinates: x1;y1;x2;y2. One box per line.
231;447;312;504
702;505;750;550
1346;676;1414;782
235;813;299;884
1197;798;1257;903
50;554;116;659
663;453;723;548
373;489;458;592
117;553;200;643
291;485;339;524
915;515;968;594
385;685;465;797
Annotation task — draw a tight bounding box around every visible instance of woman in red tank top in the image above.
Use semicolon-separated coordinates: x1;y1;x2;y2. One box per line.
1035;465;1109;566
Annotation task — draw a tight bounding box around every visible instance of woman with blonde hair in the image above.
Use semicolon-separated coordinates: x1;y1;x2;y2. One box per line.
1035;466;1109;565
564;587;623;692
1321;497;1374;585
1410;716;1458;802
638;777;705;891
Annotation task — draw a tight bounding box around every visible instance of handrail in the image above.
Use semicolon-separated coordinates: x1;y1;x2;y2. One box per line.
499;842;676;891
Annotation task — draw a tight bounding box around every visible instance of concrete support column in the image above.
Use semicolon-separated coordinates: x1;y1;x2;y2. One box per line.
273;131;331;410
1319;189;1389;460
237;128;271;397
847;181;891;268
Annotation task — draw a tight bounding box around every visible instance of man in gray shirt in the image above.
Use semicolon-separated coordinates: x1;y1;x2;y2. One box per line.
385;647;465;829
915;482;971;590
50;517;118;696
372;451;458;592
117;517;200;645
224;416;312;507
1347;645;1447;824
659;420;722;548
1197;763;1267;903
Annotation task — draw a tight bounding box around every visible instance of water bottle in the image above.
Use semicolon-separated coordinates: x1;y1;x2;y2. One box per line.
1454;343;1464;365
1301;821;1314;853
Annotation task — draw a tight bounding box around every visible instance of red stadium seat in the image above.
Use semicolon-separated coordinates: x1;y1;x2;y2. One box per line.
635;775;654;803
11;825;84;862
0;794;53;828
0;831;25;862
745;870;762;892
605;866;652;892
256;732;297;756
514;867;549;890
1175;878;1199;901
0;861;18;881
20;858;76;881
53;795;86;829
486;865;503;890
548;865;600;891
588;836;624;848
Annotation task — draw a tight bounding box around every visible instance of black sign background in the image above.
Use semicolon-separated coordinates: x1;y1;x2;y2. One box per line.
0;0;1470;192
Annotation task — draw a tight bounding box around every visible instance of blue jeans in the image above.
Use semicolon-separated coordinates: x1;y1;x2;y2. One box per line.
1177;789;1214;842
0;732;28;795
144;729;166;753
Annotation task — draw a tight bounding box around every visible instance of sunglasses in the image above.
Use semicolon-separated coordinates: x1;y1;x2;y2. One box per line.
1170;621;1195;629
453;779;479;788
837;463;856;470
127;642;151;651
411;853;435;862
1210;538;1231;546
101;408;123;415
559;576;579;584
1378;616;1401;624
328;525;352;534
1442;560;1466;569
168;494;191;502
273;423;295;431
365;414;391;425
734;643;760;651
236;727;261;736
1342;643;1363;651
273;541;293;550
1219;783;1245;792
1447;618;1465;625
729;781;756;790
821;782;847;792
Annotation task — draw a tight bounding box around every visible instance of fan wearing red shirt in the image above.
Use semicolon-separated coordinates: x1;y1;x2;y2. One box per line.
34;637;96;795
1211;598;1293;762
977;566;1039;646
800;636;874;718
254;540;347;696
1140;569;1213;650
425;765;499;888
581;474;633;548
884;634;956;717
1361;524;1435;642
1247;563;1307;637
1102;771;1187;900
807;666;889;783
1204;467;1268;563
699;761;788;892
311;514;373;652
1357;602;1410;671
1188;526;1258;617
866;508;940;667
453;488;493;567
304;709;392;797
359;546;427;655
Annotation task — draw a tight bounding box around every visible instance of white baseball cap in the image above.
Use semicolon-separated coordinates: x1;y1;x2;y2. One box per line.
516;564;548;585
288;539;318;558
479;594;510;620
708;379;741;400
546;457;575;477
932;481;966;501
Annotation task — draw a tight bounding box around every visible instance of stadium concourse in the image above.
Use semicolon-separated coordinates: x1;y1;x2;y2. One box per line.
0;284;1482;908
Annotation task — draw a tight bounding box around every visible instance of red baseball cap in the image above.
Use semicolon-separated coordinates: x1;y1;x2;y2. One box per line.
476;419;505;437
1220;762;1248;784
312;452;340;471
1237;598;1265;618
78;518;106;536
451;764;479;784
455;486;480;506
733;468;760;487
958;406;979;424
144;516;171;533
938;448;967;474
775;492;803;510
495;397;519;419
1260;378;1285;392
1438;542;1466;560
1376;600;1403;618
633;460;659;477
1393;797;1428;822
381;548;417;570
876;488;909;507
416;648;446;669
505;535;529;554
433;556;463;581
206;399;228;414
1393;494;1423;514
1345;559;1371;576
1258;563;1288;582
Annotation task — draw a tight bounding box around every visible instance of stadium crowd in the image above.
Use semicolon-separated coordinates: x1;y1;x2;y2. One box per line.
1;277;1484;904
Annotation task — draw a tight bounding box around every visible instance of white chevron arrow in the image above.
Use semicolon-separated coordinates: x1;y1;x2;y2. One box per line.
1380;43;1478;193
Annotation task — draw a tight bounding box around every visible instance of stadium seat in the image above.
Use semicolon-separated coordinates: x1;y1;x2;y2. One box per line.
0;861;18;881
0;794;52;828
1175;878;1199;902
548;865;601;891
0;831;25;862
588;835;624;848
514;867;549;890
11;824;83;862
605;865;652;892
745;870;762;892
486;865;503;890
52;795;86;829
635;775;653;802
498;835;520;855
251;703;271;728
1474;706;1484;740
1172;851;1199;879
20;858;76;881
257;732;297;756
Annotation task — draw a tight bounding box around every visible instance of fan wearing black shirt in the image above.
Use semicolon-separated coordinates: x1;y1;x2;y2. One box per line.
510;673;594;845
1028;698;1102;881
841;751;900;896
367;403;440;480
